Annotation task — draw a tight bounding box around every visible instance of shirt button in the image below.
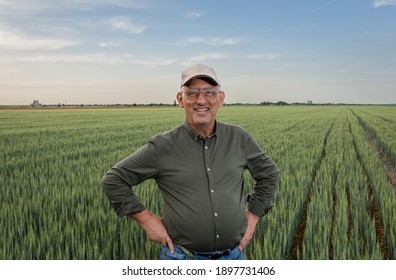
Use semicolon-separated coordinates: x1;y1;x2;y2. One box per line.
210;189;214;193
214;213;218;217
207;168;211;172
205;146;208;149
216;235;220;239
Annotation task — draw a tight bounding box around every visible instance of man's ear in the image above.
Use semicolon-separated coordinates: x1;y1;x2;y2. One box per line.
219;91;225;107
176;92;184;108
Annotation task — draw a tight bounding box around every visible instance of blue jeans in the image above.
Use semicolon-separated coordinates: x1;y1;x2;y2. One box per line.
160;244;244;260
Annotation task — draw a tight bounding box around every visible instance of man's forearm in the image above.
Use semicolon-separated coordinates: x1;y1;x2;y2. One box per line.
248;172;279;216
128;209;151;226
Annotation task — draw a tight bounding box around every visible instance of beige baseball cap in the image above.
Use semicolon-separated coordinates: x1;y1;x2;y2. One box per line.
180;64;220;87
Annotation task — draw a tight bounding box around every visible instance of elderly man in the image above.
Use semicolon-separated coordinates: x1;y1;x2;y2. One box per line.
101;64;279;260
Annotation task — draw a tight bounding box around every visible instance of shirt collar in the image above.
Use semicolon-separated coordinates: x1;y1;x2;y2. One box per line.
183;119;218;140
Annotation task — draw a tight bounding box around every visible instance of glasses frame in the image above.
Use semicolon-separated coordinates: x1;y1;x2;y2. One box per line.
181;87;220;100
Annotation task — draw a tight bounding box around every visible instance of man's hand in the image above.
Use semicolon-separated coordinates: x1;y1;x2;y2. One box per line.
129;209;175;253
238;210;260;250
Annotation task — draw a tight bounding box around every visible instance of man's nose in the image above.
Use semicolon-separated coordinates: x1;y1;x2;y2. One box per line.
196;92;207;103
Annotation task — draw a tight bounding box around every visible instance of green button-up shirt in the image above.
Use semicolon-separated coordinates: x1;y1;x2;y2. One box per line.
101;120;279;252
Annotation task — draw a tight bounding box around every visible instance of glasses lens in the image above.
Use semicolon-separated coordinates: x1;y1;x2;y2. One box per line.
185;88;218;100
203;88;217;98
186;89;199;99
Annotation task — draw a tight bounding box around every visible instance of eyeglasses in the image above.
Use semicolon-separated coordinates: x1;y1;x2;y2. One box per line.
182;87;219;100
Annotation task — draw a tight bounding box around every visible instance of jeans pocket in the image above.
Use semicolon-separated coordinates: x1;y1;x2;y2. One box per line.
160;245;189;260
229;246;244;260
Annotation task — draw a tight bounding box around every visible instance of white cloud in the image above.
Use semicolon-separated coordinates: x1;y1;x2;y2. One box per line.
185;11;204;19
0;0;52;15
103;17;146;33
98;41;121;47
183;36;241;46
372;0;396;8
63;0;148;9
190;53;228;61
0;24;77;50
179;53;229;66
0;53;175;67
0;0;147;14
305;0;337;15
247;53;280;61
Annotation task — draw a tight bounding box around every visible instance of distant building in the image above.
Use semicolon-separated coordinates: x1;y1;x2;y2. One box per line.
32;100;40;107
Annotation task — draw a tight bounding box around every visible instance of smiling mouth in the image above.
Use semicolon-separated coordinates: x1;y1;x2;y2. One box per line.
195;108;209;112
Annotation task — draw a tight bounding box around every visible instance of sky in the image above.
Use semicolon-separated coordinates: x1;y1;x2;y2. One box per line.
0;0;395;105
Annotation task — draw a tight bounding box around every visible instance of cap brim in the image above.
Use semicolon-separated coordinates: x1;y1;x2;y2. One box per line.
182;75;219;86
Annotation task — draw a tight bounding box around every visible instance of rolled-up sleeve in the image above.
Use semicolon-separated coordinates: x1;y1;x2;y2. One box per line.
245;136;280;217
101;140;158;217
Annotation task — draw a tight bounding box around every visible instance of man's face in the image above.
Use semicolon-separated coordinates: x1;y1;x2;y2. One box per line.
177;78;225;132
